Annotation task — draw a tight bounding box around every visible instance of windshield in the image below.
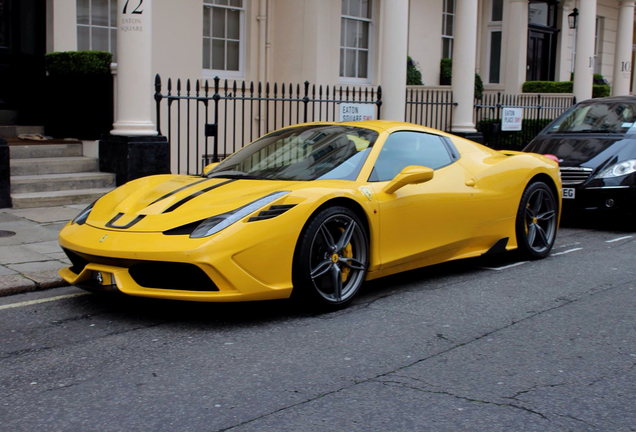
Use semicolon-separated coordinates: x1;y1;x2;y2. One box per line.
548;101;636;134
207;124;379;181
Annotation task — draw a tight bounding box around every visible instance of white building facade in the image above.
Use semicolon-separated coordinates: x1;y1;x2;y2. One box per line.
39;0;636;136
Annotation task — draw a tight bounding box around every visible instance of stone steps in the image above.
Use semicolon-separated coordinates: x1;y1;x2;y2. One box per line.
10;172;116;194
9;143;83;159
10;156;99;176
10;188;113;209
8;142;115;209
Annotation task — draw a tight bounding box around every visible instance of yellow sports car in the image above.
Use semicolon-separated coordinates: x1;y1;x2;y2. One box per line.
59;121;561;308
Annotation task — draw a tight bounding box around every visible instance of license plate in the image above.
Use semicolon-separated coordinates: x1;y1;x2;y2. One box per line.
562;188;575;199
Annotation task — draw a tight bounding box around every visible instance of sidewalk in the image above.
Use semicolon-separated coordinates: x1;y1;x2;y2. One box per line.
0;205;83;296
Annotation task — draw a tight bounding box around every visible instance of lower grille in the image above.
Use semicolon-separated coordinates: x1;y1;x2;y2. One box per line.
129;262;219;291
560;167;593;186
62;248;219;291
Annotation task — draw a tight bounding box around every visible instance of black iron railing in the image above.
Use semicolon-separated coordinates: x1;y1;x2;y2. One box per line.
474;92;575;150
404;87;456;132
154;75;382;175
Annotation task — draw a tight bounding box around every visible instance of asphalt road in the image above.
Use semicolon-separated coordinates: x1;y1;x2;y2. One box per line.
1;221;635;431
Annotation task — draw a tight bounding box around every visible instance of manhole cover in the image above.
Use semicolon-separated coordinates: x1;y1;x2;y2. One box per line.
0;230;16;238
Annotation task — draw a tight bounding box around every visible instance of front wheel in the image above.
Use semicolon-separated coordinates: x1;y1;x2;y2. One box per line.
515;181;558;259
292;206;368;309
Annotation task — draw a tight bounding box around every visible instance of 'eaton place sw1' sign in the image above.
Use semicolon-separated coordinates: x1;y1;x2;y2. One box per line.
339;103;376;122
501;108;523;131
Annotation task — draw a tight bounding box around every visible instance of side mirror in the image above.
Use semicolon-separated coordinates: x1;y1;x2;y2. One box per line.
202;162;220;176
382;165;434;194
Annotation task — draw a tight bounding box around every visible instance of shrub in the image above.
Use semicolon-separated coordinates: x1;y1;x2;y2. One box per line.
440;58;452;83
522;81;573;93
474;73;484;100
45;51;113;76
407;56;424;85
439;58;483;98
592;84;610;98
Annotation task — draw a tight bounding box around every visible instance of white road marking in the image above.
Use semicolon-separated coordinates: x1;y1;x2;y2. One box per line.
479;261;529;271
0;292;90;311
551;247;583;256
606;235;633;243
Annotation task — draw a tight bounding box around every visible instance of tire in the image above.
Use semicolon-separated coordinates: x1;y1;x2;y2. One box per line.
515;181;558;259
292;206;369;309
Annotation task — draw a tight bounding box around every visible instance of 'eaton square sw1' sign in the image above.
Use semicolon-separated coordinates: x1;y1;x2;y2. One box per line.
339;104;376;122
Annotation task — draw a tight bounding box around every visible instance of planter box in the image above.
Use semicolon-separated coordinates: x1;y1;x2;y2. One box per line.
44;74;114;140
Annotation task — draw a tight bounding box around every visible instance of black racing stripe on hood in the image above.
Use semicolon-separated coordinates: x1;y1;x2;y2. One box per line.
105;213;147;229
162;179;237;213
147;178;212;207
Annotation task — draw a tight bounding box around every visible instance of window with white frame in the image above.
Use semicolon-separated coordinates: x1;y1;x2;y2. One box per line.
203;0;244;74
340;0;372;81
442;0;455;59
488;0;503;83
77;0;117;61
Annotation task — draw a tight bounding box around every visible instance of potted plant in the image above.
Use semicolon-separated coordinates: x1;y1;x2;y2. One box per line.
44;51;114;140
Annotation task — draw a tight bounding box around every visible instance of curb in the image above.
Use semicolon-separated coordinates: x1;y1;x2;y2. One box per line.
0;272;69;297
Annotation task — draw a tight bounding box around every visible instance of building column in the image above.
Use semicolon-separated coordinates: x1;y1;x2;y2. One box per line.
573;0;596;102
503;0;529;93
613;0;635;96
100;0;169;185
451;0;479;136
111;0;157;136
379;0;408;121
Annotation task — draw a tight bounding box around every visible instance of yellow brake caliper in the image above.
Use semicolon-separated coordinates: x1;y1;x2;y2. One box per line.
338;227;353;282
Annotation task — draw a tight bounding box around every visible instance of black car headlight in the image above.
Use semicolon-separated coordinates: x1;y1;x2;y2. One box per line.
190;191;290;238
72;201;96;225
595;159;636;179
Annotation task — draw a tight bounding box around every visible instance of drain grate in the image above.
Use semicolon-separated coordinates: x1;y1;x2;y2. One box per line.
0;230;16;238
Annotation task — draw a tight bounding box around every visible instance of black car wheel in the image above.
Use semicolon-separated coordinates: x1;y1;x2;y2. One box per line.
293;206;368;308
516;182;558;259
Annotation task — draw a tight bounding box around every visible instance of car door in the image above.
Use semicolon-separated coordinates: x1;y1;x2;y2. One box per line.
366;131;478;269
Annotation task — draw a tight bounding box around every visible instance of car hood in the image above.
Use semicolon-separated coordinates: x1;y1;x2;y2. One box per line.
86;175;302;232
525;134;636;168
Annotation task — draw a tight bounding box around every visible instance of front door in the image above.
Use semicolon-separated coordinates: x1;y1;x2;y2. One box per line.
0;0;46;125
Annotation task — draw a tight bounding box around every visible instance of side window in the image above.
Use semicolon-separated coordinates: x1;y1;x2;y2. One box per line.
369;132;453;182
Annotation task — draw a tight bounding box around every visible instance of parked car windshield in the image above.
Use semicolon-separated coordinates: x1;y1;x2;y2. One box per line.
547;100;636;134
206;124;379;181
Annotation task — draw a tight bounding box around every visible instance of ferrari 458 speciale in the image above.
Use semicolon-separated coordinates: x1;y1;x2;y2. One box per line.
59;121;561;308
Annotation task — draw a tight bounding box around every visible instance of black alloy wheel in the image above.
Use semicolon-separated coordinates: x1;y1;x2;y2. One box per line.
293;206;368;308
516;181;558;259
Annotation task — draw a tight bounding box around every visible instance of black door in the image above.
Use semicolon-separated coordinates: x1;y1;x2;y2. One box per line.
0;0;46;125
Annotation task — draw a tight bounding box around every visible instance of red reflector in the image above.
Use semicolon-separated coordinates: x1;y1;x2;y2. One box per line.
543;154;559;164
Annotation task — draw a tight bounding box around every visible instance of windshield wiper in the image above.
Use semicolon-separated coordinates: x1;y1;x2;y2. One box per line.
208;173;273;180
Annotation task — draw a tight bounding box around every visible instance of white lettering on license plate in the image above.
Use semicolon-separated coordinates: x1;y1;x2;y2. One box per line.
562;188;575;199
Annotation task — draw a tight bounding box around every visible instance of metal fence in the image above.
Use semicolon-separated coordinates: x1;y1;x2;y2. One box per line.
154;75;382;175
473;92;576;150
405;87;456;132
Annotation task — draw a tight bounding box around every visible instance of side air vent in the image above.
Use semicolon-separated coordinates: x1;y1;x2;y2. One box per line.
248;204;296;222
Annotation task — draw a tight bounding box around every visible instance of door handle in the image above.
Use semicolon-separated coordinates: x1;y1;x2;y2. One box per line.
466;179;476;187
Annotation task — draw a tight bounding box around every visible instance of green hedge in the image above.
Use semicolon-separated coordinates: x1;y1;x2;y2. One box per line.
407;56;424;85
45;51;113;76
522;81;573;93
592;84;611;98
523;79;611;98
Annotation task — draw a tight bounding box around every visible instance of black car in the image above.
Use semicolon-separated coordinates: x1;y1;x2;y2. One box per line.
524;96;636;216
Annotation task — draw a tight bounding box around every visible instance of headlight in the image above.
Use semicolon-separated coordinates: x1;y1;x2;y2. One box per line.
190;191;290;238
72;201;96;225
595;160;636;178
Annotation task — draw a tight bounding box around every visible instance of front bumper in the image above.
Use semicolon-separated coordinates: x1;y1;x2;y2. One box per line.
58;218;301;302
562;185;636;213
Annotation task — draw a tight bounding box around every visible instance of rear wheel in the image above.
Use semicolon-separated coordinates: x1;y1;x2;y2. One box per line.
293;206;368;309
516;182;558;259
